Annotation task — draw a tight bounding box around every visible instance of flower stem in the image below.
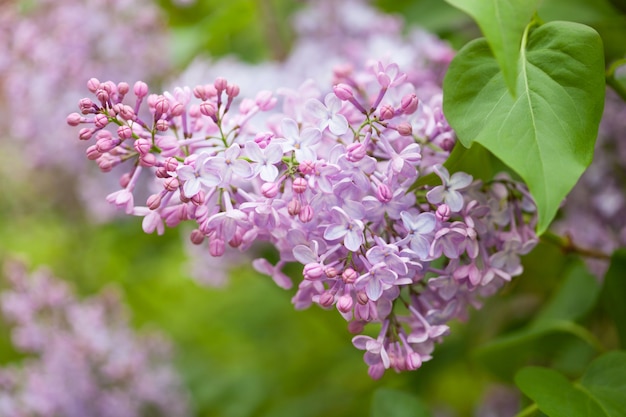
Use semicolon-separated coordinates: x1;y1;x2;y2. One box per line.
540;231;611;260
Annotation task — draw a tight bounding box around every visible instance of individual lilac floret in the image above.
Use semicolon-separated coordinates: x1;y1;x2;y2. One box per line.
427;165;473;212
305;93;349;135
0;260;189;417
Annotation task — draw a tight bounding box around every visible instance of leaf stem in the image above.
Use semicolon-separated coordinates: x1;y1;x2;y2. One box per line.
606;59;626;102
540;231;611;260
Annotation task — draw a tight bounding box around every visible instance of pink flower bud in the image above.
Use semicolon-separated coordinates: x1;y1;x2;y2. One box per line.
441;137;455;152
436;204;451;222
154;96;169;115
357;291;369;305
288;199;301;216
117;82;130;95
155;167;169;178
319;292;335;308
94;113;109;129
239;98;255;114
96;137;118;153
261;182;279;198
199;102;216;117
147;193;162;210
96;88;109;105
226;84;240;98
209;238;225;257
163;157;178;172
401;93;418;115
292;177;307;194
134;138;151;155
66;113;82;126
119;105;135;121
117;125;133;140
133;81;148;98
303;263;324;280
333;63;353;79
337;294;353;313
377;72;391;88
79;98;95;114
190;229;205;245
140;153;157;167
406;352;422;370
348;320;365;334
170;102;184;117
214;77;227;93
193;85;209;100
333;83;354;101
376;184;393;203
164;177;180;192
254;132;273;149
299;205;314;223
86;145;101;160
229;227;244;248
379;104;394;121
299;161;315;175
155;119;169;131
397;122;413;136
346;142;366;162
119;172;131;188
325;266;338;278
191;190;205;206
87;78;100;93
79;128;94;141
342;268;357;284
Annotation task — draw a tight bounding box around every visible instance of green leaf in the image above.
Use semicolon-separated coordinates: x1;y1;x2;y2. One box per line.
515;367;607;417
602;250;626;348
475;262;602;379
580;351;626;416
515;352;626;417
370;388;432;417
443;20;605;234
444;0;539;95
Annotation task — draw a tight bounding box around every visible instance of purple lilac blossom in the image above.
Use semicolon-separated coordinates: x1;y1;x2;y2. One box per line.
67;53;538;377
0;260;189;417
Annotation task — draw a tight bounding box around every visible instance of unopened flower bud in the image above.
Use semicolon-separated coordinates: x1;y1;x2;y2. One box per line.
163;157;178;172
133;81;148;98
86;145;101;160
134;138;151;155
96;88;109;105
170;102;184;117
79;128;94;141
119;172;131;188
348;320;365;334
324;266;338;278
406;352;422;370
255;90;276;110
140;153;157;167
299;161;315;175
155;119;169;131
87;78;100;93
377;184;393;203
337;294;353;313
154;96;169;115
299;205;314;223
147;193;162;210
261;182;279;198
94;113;109;129
117;125;132;140
292;177;307;194
190;229;205;245
191;190;205;206
304;263;324;280
288;199;301;216
119;105;135;120
164;177;180;192
226;84;240;98
436;204;451;222
79;98;95;114
397;122;413;136
117;82;130;95
357;291;369;305
199;102;216;117
214;77;227;93
346;142;367;162
229;228;244;248
66;113;82;126
319;292;335;307
333;83;354;101
342;268;357;284
401;93;418;114
209;238;225;257
379;104;394;121
377;72;391;88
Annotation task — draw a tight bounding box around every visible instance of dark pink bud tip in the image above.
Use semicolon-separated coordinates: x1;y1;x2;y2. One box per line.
397;122;413;137
357;291;369;305
117;125;132;140
79;128;94;141
155;97;170;115
261;182;279;198
87;78;101;93
147;194;162;210
86;145;101;160
342;268;357;284
164;177;180;192
66;113;82;126
319;292;335;308
117;82;130;95
190;229;205;245
214;77;228;92
337;294;353;313
209;238;225;257
199;102;216;117
379;104;394;121
288;199;301;216
134;138;151;155
140;153;157;167
376;184;393;203
94;113;109;129
226;84;240;98
155;119;169;132
298;205;314;223
303;263;324;280
292;177;307;194
346;142;366;162
133;81;149;98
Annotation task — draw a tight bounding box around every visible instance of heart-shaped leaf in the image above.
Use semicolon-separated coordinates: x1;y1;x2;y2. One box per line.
444;0;539;95
443;20;605;234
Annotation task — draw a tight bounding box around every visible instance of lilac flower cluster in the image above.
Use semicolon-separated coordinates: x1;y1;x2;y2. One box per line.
67;57;537;377
0;261;189;417
552;89;626;274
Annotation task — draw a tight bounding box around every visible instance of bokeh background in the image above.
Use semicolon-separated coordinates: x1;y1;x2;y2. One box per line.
1;0;624;416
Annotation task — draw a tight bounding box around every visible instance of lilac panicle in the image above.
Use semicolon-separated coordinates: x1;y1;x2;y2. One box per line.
0;260;189;417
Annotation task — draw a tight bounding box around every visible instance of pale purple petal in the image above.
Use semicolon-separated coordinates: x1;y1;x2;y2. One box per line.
324;224;347;241
344;230;363;251
281;118;300;141
449;172;473;190
304;98;328;119
259;165;279;182
329;114;348;135
366;278;383;301
426;186;445;205
292;245;317;264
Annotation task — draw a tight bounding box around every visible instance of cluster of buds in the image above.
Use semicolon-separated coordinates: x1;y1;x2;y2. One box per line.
67;60;537;377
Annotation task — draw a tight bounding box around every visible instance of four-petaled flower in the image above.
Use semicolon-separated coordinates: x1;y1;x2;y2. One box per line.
176;152;221;197
305;93;349;136
323;207;365;252
427;165;472;212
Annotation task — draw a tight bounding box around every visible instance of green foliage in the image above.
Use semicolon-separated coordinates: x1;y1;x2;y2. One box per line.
370;388;432;417
444;0;539;95
515;351;626;417
443;19;605;234
601;250;626;348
